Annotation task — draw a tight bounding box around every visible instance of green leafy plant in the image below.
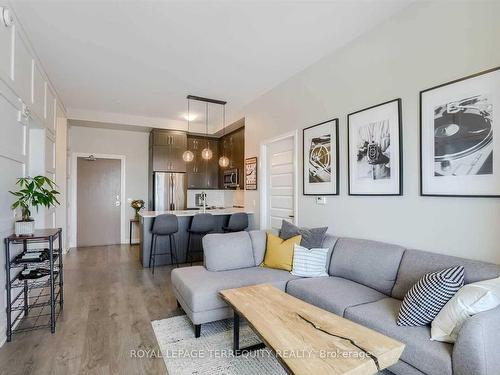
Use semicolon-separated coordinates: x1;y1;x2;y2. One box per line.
9;176;60;221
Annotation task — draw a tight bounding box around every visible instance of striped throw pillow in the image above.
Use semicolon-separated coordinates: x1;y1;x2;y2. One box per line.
290;244;329;277
397;266;465;326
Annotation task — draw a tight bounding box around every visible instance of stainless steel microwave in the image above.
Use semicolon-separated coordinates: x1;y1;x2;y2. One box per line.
223;169;239;188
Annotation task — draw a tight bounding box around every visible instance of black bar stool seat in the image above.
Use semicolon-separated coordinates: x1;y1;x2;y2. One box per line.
222;212;248;233
149;214;179;274
186;213;215;265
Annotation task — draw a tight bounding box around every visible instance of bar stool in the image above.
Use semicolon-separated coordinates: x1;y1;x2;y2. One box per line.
186;213;215;265
149;214;179;274
222;212;248;233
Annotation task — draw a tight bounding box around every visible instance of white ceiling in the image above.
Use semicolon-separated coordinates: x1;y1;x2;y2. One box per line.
12;0;412;131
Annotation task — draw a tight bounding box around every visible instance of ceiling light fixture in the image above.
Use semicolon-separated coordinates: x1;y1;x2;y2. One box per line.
184;95;227;162
218;104;229;168
182;98;194;162
201;102;213;160
183;113;197;122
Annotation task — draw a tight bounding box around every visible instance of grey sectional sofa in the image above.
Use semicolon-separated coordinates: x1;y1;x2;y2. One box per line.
171;230;500;375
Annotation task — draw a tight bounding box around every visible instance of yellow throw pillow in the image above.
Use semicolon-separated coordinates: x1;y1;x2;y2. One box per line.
262;232;302;271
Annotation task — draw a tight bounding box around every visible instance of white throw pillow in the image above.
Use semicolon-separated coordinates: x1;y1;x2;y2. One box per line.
431;276;500;343
290;244;329;277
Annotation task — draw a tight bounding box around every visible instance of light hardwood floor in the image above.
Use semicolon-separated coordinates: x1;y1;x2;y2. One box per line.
0;244;184;375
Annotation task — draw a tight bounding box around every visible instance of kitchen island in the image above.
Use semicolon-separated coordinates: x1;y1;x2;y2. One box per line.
138;208;253;268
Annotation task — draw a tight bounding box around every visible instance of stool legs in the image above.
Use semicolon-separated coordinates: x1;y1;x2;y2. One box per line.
149;234;157;270
150;234;178;274
186;231;192;266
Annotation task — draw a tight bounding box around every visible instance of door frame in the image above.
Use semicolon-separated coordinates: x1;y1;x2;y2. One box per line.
70;152;126;248
259;130;299;230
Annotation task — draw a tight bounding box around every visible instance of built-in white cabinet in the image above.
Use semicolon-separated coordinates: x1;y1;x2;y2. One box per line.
32;62;45;120
45;132;56;173
1;3;67;250
0;90;26;163
45;84;56;133
13;31;32;105
0;14;14;81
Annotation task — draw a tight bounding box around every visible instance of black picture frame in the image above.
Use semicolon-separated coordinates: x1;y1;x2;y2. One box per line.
347;98;403;196
302;118;339;196
420;66;500;197
244;157;257;190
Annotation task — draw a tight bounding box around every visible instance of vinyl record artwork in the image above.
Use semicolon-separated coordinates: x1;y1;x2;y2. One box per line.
420;67;500;197
348;99;402;195
303;119;339;195
244;157;257;190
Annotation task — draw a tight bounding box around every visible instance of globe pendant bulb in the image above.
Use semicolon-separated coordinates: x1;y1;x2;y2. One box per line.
201;148;213;160
219;155;229;167
182;150;194;162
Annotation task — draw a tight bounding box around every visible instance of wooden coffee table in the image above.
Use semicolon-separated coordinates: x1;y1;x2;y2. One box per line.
220;284;405;375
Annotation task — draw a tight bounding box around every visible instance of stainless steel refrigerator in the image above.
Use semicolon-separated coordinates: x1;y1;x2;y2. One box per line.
153;172;187;211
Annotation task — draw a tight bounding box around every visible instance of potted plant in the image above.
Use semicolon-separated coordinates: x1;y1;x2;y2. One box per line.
10;176;60;236
131;199;145;219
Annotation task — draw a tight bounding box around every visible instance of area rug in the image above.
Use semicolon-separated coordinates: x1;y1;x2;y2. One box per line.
151;315;287;375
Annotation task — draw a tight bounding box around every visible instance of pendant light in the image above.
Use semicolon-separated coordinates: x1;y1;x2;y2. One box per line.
182;98;194;162
218;103;230;168
201;102;213;160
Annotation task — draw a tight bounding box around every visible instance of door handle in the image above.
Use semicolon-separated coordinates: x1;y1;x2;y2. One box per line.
288;215;295;218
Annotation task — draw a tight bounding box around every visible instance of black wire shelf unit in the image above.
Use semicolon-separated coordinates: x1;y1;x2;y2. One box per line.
4;228;63;342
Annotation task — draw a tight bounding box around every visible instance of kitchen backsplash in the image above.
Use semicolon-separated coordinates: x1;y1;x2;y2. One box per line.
187;189;243;208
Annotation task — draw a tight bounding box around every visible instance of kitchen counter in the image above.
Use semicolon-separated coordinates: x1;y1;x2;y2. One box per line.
137;208;253;268
139;207;253;218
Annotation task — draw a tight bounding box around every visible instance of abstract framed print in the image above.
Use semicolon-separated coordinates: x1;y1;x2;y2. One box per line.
303;118;339;195
244;156;257;190
420;66;500;197
347;99;402;195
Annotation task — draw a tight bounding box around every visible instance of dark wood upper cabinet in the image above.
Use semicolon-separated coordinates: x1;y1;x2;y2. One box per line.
218;127;245;189
149;127;244;190
150;129;187;172
186;136;219;189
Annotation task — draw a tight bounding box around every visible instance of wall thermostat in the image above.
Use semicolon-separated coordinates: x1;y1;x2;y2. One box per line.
316;196;327;205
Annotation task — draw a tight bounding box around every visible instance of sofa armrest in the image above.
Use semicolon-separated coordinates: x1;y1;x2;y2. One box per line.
452;305;500;375
202;232;255;271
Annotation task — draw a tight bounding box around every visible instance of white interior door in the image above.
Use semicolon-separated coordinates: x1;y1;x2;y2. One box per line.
261;132;298;231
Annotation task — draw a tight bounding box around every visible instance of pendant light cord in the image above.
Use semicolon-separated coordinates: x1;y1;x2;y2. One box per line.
187;98;190;133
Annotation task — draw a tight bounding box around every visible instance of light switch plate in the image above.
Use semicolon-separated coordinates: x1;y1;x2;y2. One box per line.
316;196;327;205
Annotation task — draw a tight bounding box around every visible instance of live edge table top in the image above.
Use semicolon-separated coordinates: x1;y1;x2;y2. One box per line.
220;284;405;375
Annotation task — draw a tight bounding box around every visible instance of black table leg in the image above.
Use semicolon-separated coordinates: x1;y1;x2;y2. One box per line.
232;311;266;355
233;311;240;352
129;221;133;245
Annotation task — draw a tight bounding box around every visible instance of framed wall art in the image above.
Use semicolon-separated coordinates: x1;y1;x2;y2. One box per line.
244;156;257;190
303;118;339;195
420;66;500;197
347;99;402;195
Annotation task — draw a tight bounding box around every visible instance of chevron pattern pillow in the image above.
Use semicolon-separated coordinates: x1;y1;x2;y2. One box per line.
397;266;465;326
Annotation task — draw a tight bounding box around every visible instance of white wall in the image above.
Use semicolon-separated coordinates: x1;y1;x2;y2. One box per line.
68;124;149;245
240;1;500;264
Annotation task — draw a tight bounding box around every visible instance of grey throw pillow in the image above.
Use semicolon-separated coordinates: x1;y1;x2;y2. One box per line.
279;220;328;249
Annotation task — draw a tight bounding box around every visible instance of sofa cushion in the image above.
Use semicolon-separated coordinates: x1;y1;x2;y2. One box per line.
398;266;465;327
262;232;301;271
279;220;328;249
203;231;255;271
248;230;267;265
171;266;298;312
392;249;500;300
321;234;338;268
329;237;405;295
291;244;329;278
345;297;453;375
286;276;387;316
